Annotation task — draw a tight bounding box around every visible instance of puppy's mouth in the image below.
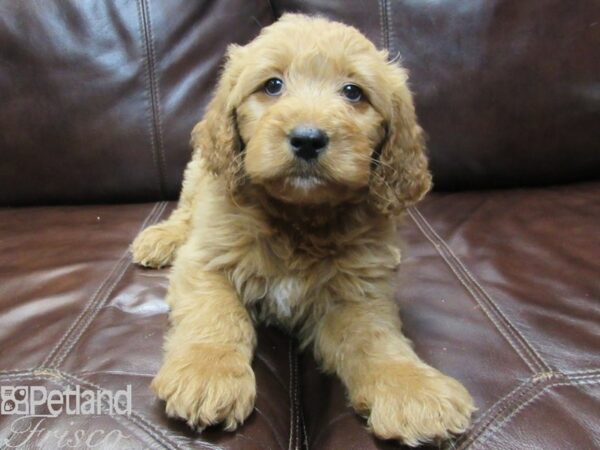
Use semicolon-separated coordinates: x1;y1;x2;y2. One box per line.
286;175;326;190
261;171;359;206
265;173;328;198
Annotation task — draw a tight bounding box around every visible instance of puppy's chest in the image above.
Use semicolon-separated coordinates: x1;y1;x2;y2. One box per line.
263;276;305;319
230;238;328;322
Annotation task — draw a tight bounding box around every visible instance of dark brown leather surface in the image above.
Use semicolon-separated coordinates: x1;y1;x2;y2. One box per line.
1;183;598;449
301;182;600;450
0;0;273;206
278;0;600;190
0;203;299;449
2;1;599;206
1;1;599;449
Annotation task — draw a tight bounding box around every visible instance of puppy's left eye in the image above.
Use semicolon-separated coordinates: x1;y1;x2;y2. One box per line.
341;84;363;102
264;78;284;96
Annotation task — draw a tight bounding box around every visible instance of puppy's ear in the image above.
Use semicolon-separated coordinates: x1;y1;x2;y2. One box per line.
370;65;432;215
191;45;245;190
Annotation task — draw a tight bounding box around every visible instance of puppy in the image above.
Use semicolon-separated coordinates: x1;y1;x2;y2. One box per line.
131;14;474;446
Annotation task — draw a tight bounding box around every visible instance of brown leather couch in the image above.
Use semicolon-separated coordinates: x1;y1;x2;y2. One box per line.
1;1;598;449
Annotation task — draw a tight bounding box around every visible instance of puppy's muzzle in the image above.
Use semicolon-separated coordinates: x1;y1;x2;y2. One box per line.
289;126;329;161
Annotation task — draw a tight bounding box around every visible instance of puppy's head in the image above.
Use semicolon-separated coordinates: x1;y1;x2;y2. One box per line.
193;14;431;215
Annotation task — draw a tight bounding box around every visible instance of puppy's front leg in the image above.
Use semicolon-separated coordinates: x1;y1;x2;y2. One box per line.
312;299;474;446
152;251;256;431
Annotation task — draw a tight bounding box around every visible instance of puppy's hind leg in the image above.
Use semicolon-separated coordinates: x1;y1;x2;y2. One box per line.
131;152;202;268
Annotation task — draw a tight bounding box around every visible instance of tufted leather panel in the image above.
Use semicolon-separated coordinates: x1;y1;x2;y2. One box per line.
0;0;274;206
300;181;600;450
1;182;598;449
0;202;300;449
1;0;599;206
276;0;600;190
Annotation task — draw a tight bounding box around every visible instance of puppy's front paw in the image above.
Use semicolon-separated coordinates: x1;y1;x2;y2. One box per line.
351;362;475;446
131;223;184;268
151;346;256;431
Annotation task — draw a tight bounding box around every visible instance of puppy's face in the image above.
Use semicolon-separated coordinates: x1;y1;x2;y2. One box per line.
236;24;386;205
195;14;431;214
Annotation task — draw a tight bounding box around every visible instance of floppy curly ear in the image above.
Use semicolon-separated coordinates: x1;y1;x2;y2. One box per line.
190;45;245;191
370;66;432;215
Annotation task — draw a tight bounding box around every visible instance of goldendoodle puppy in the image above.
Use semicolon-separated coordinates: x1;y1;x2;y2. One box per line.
131;14;474;446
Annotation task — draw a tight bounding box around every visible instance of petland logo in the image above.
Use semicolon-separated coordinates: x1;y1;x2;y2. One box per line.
0;385;132;417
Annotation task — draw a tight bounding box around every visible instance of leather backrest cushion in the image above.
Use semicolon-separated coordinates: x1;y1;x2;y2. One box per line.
277;0;600;190
1;0;599;205
0;0;273;205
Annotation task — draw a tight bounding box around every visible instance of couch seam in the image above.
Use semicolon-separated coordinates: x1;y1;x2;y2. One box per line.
378;0;389;51
40;201;166;369
384;0;394;56
40;201;161;366
293;344;302;450
61;372;198;450
299;359;309;450
561;368;600;376
52;251;132;367
408;206;550;373
136;0;168;199
40;248;131;367
457;372;600;449
51;201;167;368
412;206;551;371
288;340;297;450
470;377;600;450
455;378;540;449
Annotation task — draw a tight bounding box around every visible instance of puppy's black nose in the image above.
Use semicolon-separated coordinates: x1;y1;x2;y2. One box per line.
289;126;329;160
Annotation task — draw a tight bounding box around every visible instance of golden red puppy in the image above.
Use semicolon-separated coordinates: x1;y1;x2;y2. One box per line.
132;14;474;446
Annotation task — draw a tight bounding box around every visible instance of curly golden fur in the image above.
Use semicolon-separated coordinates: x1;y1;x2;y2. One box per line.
131;14;474;446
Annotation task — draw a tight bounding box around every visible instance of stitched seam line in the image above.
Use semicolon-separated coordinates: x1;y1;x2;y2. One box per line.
288;340;296;450
51;202;167;368
563;368;600;376
299;356;309;450
0;369;34;380
378;0;389;51
377;0;385;50
39;247;132;367
61;372;192;450
41;202;166;369
137;0;167;198
458;372;600;449
454;379;536;449
456;377;544;449
471;377;600;450
52;253;132;367
384;0;394;56
40;202;163;368
410;207;550;371
47;202;166;368
293;344;301;450
408;207;549;373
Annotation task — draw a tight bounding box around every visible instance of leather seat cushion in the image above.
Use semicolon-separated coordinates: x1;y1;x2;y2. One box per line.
1;182;598;449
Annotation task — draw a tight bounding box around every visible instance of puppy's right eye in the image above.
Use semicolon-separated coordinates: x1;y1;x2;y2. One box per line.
264;78;284;96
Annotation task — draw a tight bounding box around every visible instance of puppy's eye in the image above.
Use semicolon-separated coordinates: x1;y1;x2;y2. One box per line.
264;78;284;96
341;84;363;102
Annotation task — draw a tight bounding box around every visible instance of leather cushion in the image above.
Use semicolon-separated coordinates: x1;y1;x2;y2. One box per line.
0;202;300;449
300;181;600;449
